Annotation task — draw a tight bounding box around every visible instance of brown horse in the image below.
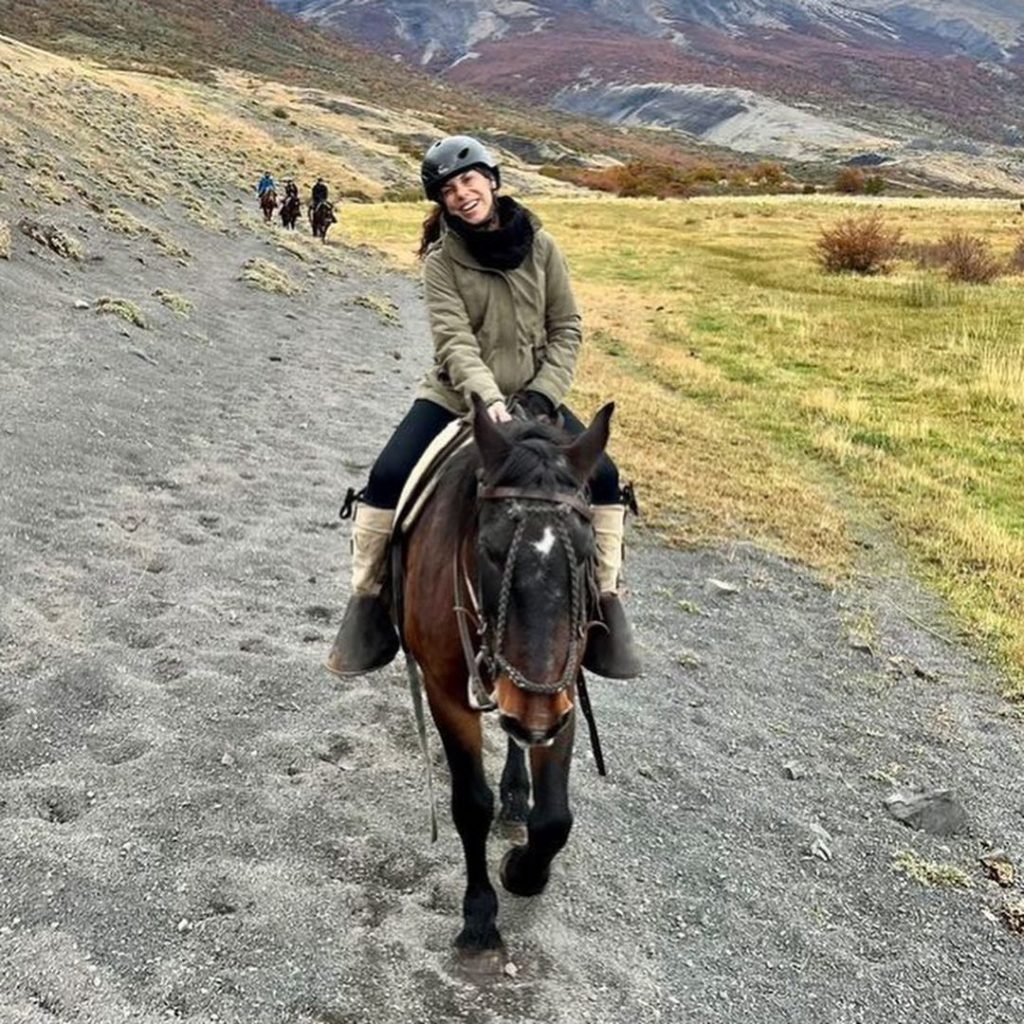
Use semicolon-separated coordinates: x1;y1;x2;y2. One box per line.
280;193;301;229
259;188;277;223
310;200;336;242
398;395;612;970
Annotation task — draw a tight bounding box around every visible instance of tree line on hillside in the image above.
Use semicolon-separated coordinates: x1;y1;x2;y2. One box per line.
536;160;888;199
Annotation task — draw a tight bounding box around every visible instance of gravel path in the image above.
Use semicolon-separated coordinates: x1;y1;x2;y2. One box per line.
1;191;1023;1024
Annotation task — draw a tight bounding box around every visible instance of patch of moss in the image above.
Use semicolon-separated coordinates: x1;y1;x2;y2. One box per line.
891;849;973;889
153;289;193;316
239;258;300;296
351;293;400;326
95;297;148;329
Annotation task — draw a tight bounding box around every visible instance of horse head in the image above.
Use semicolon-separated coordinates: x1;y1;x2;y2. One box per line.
470;394;613;747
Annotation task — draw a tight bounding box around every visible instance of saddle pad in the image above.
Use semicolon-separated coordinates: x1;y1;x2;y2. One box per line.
394;418;473;536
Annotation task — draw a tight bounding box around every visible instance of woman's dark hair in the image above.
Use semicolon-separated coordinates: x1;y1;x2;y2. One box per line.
417;205;443;260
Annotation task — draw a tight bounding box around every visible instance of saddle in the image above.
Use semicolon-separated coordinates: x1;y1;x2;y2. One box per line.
393;418;473;537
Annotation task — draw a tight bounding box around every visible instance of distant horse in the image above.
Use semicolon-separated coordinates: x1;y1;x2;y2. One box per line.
280;193;302;230
397;395;612;971
259;188;277;223
310;200;336;243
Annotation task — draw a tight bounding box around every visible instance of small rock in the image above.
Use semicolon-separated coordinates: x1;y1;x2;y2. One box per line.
980;850;1015;887
220;752;236;768
706;578;739;595
849;638;873;654
806;823;833;862
999;896;1024;935
503;961;519;978
806;819;831;860
177;918;192;933
73;299;90;309
884;789;968;836
783;760;806;780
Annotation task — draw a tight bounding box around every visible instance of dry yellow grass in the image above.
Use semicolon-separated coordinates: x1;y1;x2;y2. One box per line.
95;296;147;328
342;195;1024;693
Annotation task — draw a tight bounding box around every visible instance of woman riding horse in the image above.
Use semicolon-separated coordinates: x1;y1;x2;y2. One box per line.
326;135;640;681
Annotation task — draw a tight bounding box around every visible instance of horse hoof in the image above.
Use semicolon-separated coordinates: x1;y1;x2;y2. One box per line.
454;946;508;982
495;818;528;846
500;847;549;898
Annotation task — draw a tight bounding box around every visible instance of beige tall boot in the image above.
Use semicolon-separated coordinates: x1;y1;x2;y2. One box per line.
583;504;641;679
325;504;399;677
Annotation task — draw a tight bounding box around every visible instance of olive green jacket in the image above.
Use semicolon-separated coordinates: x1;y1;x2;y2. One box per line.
416;212;582;414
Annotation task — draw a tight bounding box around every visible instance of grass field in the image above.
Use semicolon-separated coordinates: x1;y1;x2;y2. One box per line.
346;195;1024;693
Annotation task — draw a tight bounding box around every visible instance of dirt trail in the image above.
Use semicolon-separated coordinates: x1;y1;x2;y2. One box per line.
2;177;1024;1023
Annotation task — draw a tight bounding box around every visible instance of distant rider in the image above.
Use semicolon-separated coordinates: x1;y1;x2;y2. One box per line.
284;179;299;200
311;177;329;211
257;171;276;197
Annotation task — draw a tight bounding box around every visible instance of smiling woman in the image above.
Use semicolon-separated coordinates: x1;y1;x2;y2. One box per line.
326;133;642;682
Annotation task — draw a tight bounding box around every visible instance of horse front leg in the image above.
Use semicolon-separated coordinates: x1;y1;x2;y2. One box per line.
497;737;530;843
500;713;575;898
429;692;504;959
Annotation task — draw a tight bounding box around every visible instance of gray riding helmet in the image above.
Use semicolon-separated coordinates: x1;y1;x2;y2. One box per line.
421;135;500;201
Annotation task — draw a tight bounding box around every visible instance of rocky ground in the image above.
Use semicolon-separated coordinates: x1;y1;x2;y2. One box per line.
2;158;1024;1024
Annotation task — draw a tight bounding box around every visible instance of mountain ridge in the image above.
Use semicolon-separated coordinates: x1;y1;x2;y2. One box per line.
271;0;1024;167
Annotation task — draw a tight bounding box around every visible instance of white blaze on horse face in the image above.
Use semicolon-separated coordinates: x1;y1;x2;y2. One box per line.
533;525;556;559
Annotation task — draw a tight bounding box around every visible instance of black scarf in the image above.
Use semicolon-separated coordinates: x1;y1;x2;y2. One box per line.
445;196;535;271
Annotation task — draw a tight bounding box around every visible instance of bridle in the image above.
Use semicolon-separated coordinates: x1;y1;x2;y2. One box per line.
453;484;596;710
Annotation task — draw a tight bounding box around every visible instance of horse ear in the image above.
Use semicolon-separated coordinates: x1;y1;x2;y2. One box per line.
471;393;511;475
563;402;614;483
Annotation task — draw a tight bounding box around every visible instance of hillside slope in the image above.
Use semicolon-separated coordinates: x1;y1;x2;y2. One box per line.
0;0;772;175
273;0;1024;172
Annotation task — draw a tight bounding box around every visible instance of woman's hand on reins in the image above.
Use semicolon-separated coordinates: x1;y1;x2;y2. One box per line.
487;400;513;424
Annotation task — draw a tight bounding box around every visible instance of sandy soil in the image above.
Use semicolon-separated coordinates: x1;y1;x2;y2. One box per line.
2;174;1024;1024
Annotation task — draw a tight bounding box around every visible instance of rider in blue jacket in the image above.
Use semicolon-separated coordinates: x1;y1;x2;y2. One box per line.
257;171;276;196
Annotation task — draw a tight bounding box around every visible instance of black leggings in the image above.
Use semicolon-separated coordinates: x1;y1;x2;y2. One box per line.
363;399;621;508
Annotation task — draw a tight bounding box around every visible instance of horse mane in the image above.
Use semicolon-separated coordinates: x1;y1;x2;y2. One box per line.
435;419;579;539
